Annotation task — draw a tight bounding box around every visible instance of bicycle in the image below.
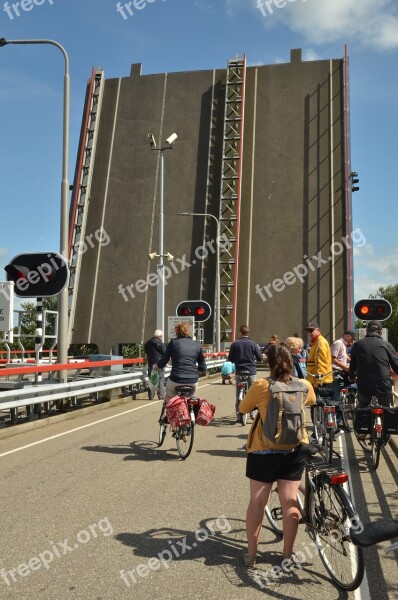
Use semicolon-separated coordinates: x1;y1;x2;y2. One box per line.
236;370;252;426
354;396;392;470
312;386;337;464
265;443;398;591
158;385;199;460
340;383;357;432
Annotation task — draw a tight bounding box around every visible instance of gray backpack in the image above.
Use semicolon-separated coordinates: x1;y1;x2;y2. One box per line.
262;378;309;449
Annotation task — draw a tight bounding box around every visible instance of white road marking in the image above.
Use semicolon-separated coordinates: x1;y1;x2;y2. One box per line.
339;433;371;600
0;382;214;458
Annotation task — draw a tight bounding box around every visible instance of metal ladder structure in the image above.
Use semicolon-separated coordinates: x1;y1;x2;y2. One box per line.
67;68;105;344
218;56;246;343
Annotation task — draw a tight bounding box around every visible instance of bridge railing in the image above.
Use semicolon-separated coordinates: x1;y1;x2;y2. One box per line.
0;353;227;424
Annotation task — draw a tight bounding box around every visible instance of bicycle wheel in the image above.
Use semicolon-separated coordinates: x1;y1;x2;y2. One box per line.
370;426;382;470
158;420;167;447
313;405;325;444
308;479;364;591
265;485;304;536
265;485;283;534
341;392;356;433
238;389;248;426
324;427;334;465
176;424;194;460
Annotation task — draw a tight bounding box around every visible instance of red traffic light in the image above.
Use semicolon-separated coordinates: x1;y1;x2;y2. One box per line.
176;300;212;323
354;299;392;322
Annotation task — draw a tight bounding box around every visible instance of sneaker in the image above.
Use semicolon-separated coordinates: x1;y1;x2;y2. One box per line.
236;416;243;424
357;433;367;441
333;429;344;440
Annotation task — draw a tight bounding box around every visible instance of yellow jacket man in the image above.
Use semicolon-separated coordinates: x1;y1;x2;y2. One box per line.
305;321;333;389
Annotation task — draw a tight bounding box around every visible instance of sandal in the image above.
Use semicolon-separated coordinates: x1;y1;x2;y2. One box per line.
242;552;256;568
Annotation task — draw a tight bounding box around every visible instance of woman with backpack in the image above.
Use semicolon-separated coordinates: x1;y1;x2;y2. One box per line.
239;343;316;569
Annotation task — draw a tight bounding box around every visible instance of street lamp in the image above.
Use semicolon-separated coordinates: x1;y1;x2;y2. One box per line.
0;37;70;381
148;132;177;334
177;212;220;352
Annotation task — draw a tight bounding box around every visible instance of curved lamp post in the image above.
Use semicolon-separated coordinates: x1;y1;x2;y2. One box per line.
0;37;70;380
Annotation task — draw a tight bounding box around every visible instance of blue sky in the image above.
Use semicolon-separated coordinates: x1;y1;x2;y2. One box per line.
0;0;397;303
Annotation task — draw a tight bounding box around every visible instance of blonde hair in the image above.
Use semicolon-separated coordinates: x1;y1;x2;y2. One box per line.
175;322;191;337
285;336;304;355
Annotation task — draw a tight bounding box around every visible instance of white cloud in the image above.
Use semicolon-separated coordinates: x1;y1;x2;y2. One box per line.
253;0;398;50
354;244;398;299
302;48;322;62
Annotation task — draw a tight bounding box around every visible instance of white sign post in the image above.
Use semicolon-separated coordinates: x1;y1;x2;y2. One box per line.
168;316;195;341
0;281;14;343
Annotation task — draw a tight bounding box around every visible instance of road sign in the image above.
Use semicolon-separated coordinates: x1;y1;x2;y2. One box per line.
167;316;195;341
4;252;69;298
0;281;14;342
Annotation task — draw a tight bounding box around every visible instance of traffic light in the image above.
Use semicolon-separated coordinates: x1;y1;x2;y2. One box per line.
4;252;69;298
176;300;212;322
351;171;359;192
354;299;392;321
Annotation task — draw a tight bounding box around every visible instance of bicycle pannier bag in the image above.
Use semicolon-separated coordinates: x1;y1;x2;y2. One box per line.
382;407;398;434
195;398;216;426
165;396;190;429
353;407;372;434
262;378;309;449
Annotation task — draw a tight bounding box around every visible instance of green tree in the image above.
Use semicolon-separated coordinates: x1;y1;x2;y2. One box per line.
12;297;58;351
370;284;398;349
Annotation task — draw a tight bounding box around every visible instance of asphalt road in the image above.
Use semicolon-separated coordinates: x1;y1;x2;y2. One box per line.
0;374;397;599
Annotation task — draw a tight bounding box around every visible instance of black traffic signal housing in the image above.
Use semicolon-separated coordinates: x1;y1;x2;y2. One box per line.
351;171;359;192
4;252;69;298
354;299;392;322
176;300;212;323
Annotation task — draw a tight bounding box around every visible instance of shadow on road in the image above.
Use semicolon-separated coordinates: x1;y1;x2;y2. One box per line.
115;516;342;597
81;440;180;462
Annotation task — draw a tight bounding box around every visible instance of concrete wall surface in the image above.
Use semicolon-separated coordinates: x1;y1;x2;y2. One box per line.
71;50;349;352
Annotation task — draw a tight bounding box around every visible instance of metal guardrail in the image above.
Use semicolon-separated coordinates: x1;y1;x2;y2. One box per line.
0;356;226;420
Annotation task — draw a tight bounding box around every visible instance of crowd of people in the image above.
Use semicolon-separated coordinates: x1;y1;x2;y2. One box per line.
143;317;398;572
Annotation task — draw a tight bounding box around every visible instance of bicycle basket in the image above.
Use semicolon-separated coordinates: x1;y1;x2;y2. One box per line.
165;396;190;429
382;407;398;434
353;407;372;434
195;398;216;426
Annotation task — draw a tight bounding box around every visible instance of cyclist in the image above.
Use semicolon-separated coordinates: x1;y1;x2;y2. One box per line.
228;325;263;424
331;329;356;427
349;320;398;444
144;329;166;400
239;343;316;568
305;321;343;438
156;321;207;406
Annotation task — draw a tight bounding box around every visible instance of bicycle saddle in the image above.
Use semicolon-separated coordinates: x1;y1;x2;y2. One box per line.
350;519;398;548
175;385;195;394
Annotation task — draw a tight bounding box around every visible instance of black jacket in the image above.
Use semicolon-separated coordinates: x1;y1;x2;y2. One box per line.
349;332;398;396
157;336;207;383
227;336;263;375
144;336;166;367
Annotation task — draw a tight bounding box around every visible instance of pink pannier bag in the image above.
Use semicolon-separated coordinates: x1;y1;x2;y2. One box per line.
165;396;190;429
195;398;216;426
